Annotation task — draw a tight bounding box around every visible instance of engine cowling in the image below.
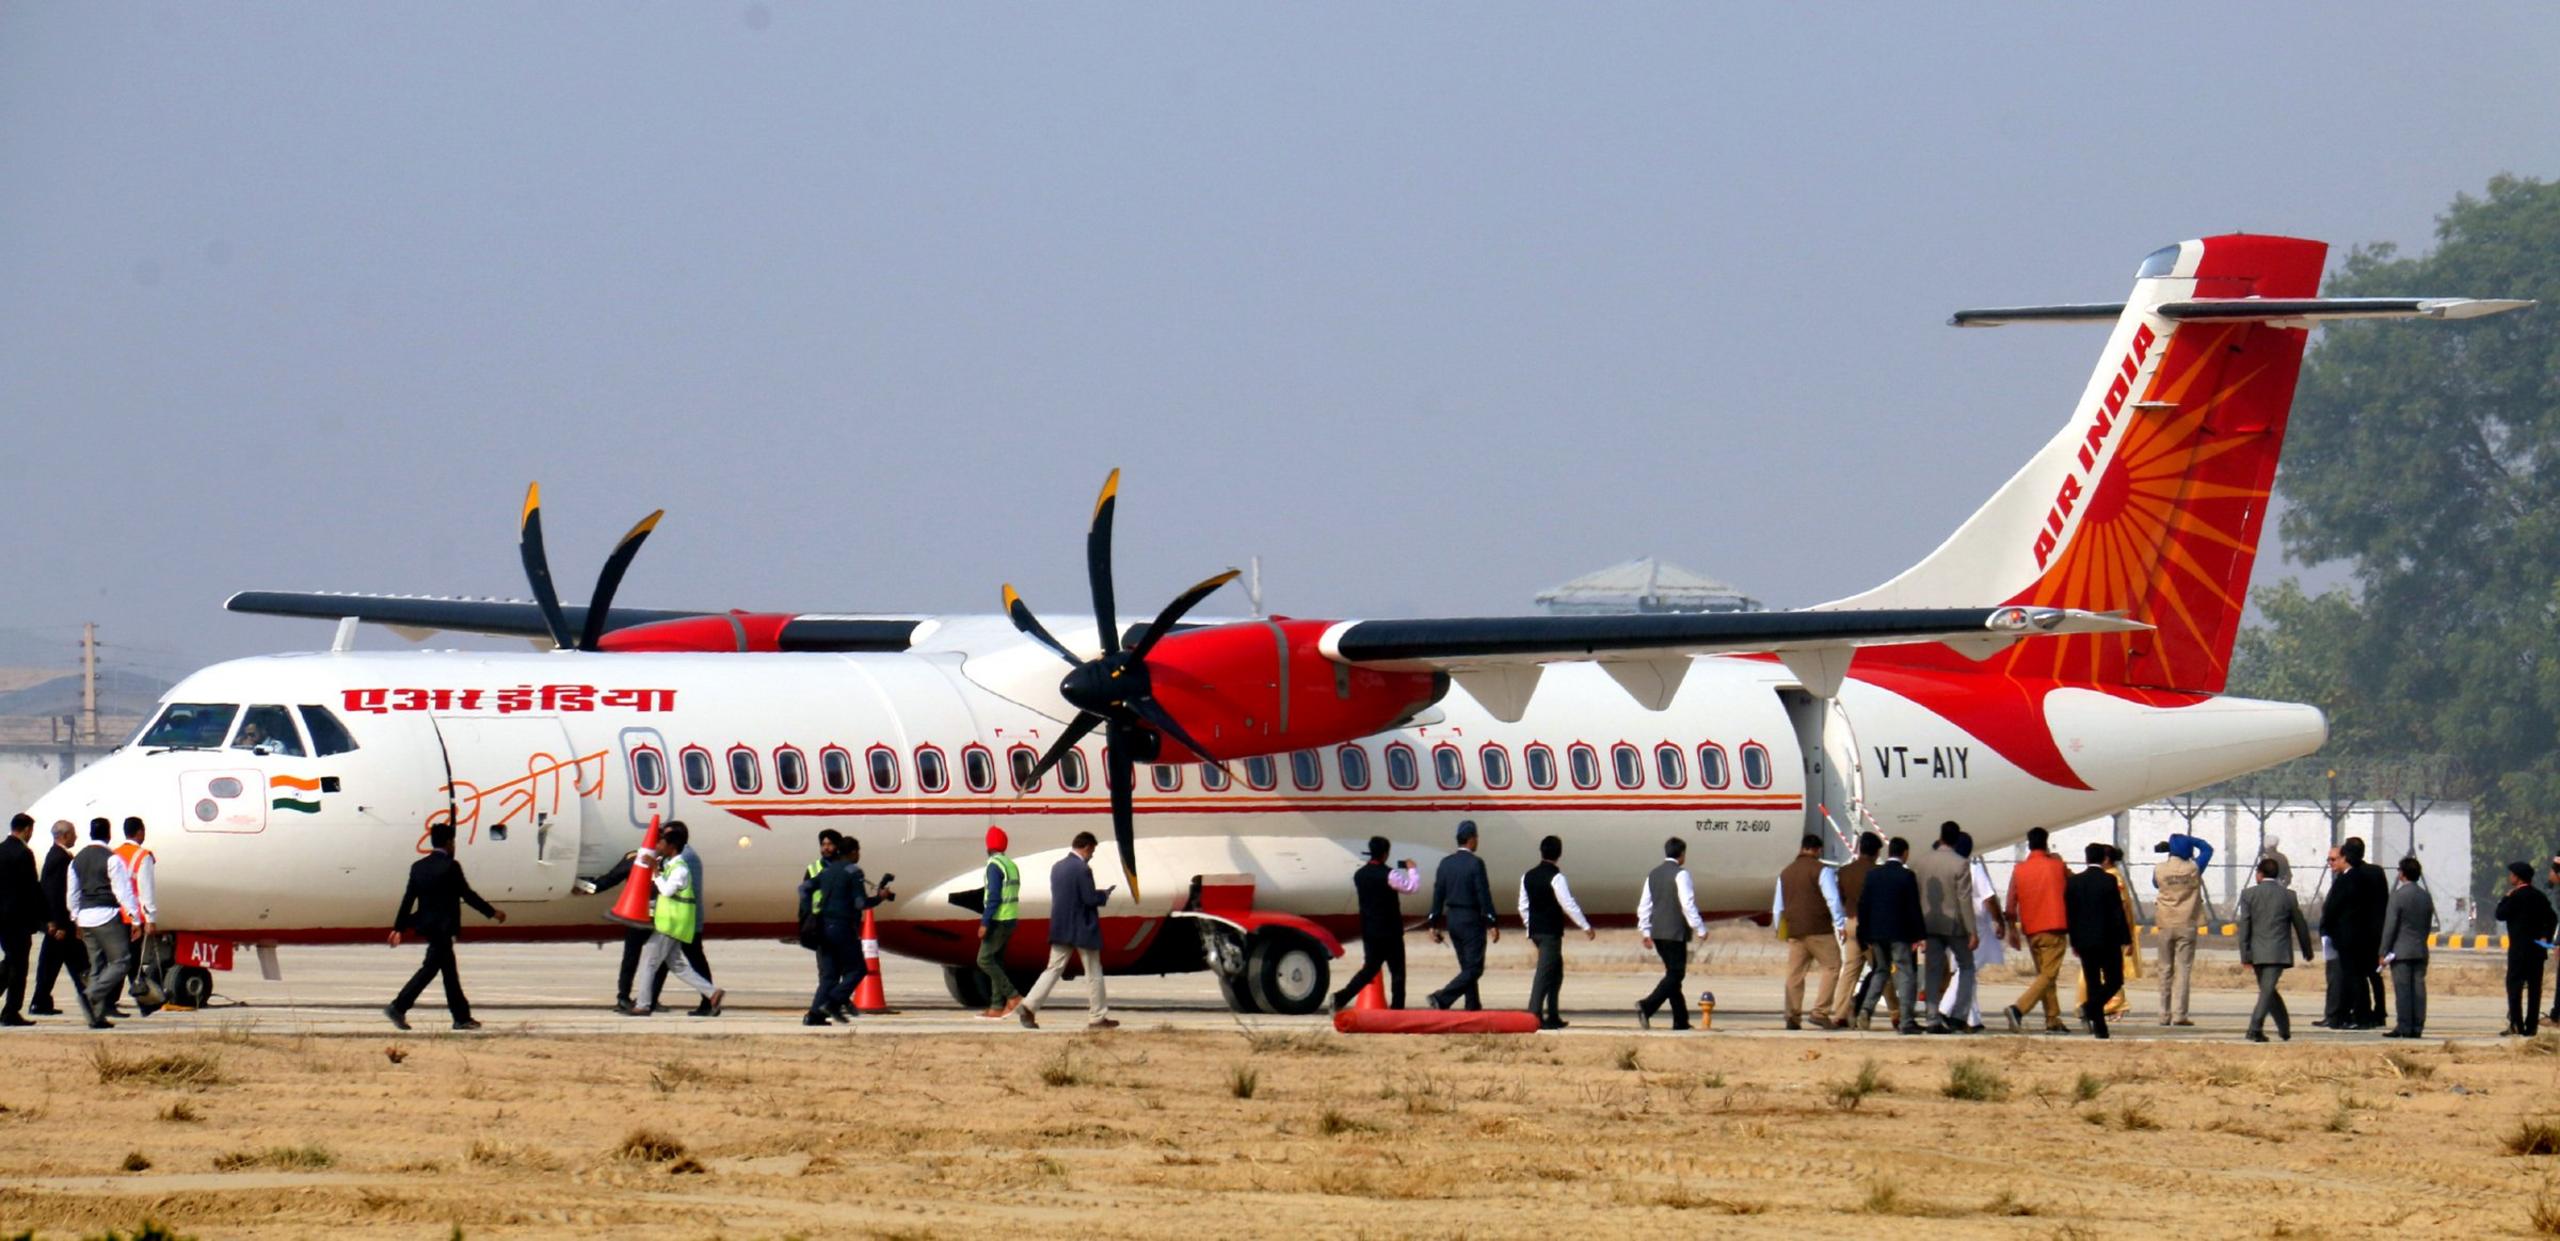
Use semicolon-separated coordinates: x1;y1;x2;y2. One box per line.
1136;617;1446;763
597;611;793;653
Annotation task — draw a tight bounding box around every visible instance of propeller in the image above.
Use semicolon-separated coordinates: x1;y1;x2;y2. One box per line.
517;482;665;652
1003;469;1238;902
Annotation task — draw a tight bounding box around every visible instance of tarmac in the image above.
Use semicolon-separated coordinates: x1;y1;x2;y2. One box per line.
15;933;2535;1042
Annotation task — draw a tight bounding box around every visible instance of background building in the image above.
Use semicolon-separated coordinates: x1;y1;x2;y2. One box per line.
1534;557;1763;615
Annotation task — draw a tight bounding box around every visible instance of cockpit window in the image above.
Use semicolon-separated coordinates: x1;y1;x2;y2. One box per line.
233;705;306;757
298;705;360;756
138;703;239;750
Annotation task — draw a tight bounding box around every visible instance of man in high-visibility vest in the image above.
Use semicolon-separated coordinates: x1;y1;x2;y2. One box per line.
978;826;1022;1020
631;821;722;1017
112;817;163;1015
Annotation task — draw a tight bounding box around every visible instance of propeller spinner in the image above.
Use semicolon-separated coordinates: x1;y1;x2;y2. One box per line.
1003;469;1237;902
517;482;664;652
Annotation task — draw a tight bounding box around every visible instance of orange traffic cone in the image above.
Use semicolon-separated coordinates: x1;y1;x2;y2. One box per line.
854;907;896;1013
606;817;661;929
1353;971;1387;1011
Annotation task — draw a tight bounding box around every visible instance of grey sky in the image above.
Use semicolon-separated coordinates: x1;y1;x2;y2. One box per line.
5;4;2557;680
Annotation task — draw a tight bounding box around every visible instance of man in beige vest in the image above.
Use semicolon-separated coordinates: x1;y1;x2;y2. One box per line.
1771;834;1847;1030
2151;836;2205;1026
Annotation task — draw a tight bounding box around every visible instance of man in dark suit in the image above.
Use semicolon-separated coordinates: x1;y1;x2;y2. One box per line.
0;814;41;1025
1018;830;1116;1030
2064;842;2132;1039
1426;820;1498;1011
1854;836;1927;1034
29;821;83;1016
2498;861;2558;1036
2336;836;2390;1029
2234;855;2313;1042
1328;836;1418;1013
384;821;506;1031
2378;855;2435;1039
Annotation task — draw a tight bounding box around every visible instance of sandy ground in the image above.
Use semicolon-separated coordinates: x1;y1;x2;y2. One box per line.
4;936;2560;1239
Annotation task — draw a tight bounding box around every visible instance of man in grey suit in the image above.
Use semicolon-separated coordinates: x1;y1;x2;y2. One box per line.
1425;820;1498;1011
2234;855;2313;1042
2379;855;2436;1039
1909;821;1977;1035
1017;831;1117;1030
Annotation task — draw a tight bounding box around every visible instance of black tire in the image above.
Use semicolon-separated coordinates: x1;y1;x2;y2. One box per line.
1246;934;1330;1016
168;966;214;1009
944;965;991;1010
1218;970;1263;1014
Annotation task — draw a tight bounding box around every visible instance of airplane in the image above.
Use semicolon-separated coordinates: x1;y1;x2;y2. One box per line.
29;233;2527;1017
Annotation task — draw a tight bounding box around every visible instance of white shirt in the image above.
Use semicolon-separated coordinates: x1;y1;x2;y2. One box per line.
1636;860;1708;939
1387;863;1420;894
67;849;139;930
123;849;157;923
1517;869;1592;932
1769;861;1846;934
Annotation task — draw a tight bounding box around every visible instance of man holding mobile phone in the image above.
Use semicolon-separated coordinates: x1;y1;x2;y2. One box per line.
1018;831;1117;1030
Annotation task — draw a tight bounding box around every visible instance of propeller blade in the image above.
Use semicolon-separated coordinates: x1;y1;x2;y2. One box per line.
1003;585;1082;667
1086;468;1121;653
516;482;577;651
1131;695;1219;765
1024;712;1104;786
576;509;664;651
1105;724;1141;904
1129;568;1241;661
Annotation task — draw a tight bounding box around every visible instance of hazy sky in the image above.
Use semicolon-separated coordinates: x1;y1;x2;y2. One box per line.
6;5;2557;680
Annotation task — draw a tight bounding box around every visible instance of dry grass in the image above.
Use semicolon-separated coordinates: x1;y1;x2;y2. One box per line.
90;1047;226;1090
1613;1044;1643;1072
1228;1063;1261;1100
2379;1049;2435;1080
1829;1059;1889;1111
1942;1057;2009;1103
120;1150;152;1173
1038;1049;1086;1088
2072;1071;2105;1102
1244;1029;1344;1057
156;1100;201;1123
211;1144;333;1172
2508;1120;2560;1157
2534;1182;2560;1237
613;1128;688;1164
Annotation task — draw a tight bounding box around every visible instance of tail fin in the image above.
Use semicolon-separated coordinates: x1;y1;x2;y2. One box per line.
1828;234;2328;694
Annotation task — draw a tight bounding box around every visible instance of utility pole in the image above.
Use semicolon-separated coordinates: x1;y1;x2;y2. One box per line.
81;621;98;746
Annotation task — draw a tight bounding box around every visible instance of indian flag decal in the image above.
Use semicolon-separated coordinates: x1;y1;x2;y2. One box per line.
271;775;322;814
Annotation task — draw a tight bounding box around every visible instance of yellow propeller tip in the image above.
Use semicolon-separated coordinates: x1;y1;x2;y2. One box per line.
520;482;542;525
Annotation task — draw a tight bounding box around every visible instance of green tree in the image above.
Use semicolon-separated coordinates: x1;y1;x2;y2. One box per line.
2232;174;2560;902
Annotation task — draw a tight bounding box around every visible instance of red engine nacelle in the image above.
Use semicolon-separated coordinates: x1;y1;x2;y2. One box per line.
1138;618;1446;762
597;611;795;653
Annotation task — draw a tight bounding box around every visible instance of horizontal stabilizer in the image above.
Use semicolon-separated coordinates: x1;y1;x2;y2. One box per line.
1953;296;2532;328
1317;606;2145;671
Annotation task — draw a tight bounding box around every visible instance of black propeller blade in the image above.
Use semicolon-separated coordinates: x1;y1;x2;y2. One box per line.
518;482;665;653
1002;470;1237;902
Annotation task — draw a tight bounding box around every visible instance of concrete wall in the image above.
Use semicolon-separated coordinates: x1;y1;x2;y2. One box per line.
0;746;106;823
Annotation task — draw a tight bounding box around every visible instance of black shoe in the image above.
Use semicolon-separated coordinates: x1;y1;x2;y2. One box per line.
827;1003;851;1020
2003;1005;2024;1034
452;1018;482;1031
383;1006;410;1031
2279;1028;2292;1041
2245;1031;2269;1043
2091;1022;2110;1040
1925;1022;1955;1035
613;998;635;1015
0;1014;31;1028
1549;1018;1569;1029
1898;1023;1922;1035
1785;1018;1802;1031
88;1017;114;1030
1428;994;1451;1011
832;1010;853;1024
1966;1024;1986;1034
106;1005;130;1018
803;1011;829;1027
688;1000;716;1017
1539;1020;1565;1031
27;1006;60;1017
1636;1004;1653;1031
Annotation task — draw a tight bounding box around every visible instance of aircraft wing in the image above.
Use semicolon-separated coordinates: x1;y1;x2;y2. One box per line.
224;591;921;651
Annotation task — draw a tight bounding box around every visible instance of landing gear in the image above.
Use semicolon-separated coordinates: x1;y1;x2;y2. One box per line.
167;966;214;1010
1246;934;1328;1016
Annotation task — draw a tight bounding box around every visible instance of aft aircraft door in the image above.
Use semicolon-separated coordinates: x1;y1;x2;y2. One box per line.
1778;689;1862;859
429;714;592;902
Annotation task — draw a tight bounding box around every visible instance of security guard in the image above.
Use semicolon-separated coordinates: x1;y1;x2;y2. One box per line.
631;822;721;1017
978;826;1022;1019
113;818;162;1014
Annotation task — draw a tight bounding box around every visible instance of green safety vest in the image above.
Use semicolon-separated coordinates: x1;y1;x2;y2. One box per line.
805;859;826;916
655;859;700;943
989;853;1021;923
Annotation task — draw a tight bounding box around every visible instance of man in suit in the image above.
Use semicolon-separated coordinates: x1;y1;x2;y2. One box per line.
1519;834;1594;1030
2498;861;2558;1037
1831;832;1889;1030
1854;836;1927;1035
1019;830;1116;1030
2234;854;2314;1042
1637;836;1709;1031
1329;836;1420;1013
2378;855;2435;1039
2064;842;2132;1039
384;820;507;1031
2336;837;2390;1029
1425;820;1498;1011
1910;821;1977;1035
29;821;83;1016
0;814;41;1025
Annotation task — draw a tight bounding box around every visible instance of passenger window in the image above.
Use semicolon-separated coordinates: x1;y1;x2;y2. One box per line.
1432;744;1465;791
962;745;996;794
1524;744;1557;790
140;703;239;751
1290;750;1323;791
728;746;763;794
1243;756;1278;791
233;704;306;757
916;746;949;793
681;747;714;795
1567;743;1600;790
1654;743;1686;789
1478;744;1512;789
1611;743;1643;789
1152;764;1184;792
1741;742;1774;789
296;706;360;756
1384;743;1419;791
630;747;667;796
1697;743;1730;789
1336;745;1372;792
1200;762;1231;791
821;746;854;794
1010;746;1042;792
775;747;809;794
868;746;902;794
1060;749;1090;792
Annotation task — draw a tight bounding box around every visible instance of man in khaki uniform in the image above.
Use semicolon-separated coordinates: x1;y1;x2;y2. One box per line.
2151;836;2206;1025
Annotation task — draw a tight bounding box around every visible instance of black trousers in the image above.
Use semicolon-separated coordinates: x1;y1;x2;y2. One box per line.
2247;963;2291;1039
0;930;27;1018
1639;939;1690;1029
2338;947;2382;1024
1432;917;1487;1010
812;923;865;1012
2077;950;2123;1033
1333;934;1406;1009
1526;933;1565;1024
2323;955;2346;1026
2512;949;2549;1034
32;929;85;1011
392;934;471;1021
2390;958;2427;1037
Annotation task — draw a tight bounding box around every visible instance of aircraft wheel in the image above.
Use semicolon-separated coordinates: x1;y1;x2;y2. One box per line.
1246;934;1329;1016
1219;970;1264;1014
168;966;213;1009
943;965;991;1010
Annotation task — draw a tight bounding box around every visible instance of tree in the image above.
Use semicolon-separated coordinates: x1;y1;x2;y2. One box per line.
2230;174;2560;902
